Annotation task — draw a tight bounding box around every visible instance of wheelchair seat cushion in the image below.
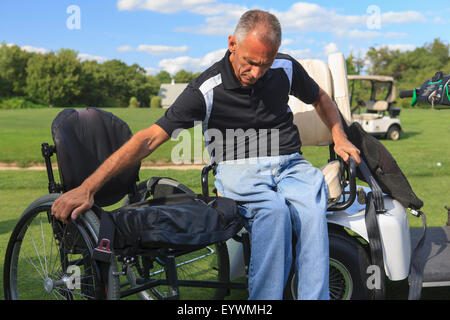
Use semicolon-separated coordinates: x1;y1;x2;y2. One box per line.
109;194;243;250
51;107;140;207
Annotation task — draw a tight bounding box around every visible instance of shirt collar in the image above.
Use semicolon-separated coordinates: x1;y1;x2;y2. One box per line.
221;50;241;90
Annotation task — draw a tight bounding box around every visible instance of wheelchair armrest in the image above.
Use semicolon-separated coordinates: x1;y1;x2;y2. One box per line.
328;157;357;211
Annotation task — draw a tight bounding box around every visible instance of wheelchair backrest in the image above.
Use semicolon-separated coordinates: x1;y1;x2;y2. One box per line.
289;52;352;146
51;107;141;207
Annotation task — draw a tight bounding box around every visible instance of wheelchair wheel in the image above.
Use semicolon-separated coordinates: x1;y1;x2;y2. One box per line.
3;194;121;300
122;178;231;300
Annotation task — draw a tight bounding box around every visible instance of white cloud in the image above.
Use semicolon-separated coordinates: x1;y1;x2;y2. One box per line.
384;32;409;39
158;48;226;74
335;29;382;39
137;44;189;56
275;2;365;34
334;29;409;39
281;38;294;46
77;53;109;62
280;48;314;60
432;16;447;24
117;1;427;38
324;42;338;56
7;43;109;62
117;0;216;14
175;4;248;35
381;11;427;24
14;44;49;54
116;44;190;56
144;66;158;75
117;45;133;52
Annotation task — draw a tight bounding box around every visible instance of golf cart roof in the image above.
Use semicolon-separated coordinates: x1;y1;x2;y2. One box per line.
348;75;395;82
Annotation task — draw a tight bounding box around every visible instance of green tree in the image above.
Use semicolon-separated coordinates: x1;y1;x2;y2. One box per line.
0;43;34;96
129;96;139;108
173;69;195;83
0;74;12;97
346;53;358;75
155;70;172;84
150;96;162;108
78;59;109;107
25;49;82;106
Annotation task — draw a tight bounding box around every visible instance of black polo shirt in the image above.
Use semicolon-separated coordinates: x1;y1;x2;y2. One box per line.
155;50;319;163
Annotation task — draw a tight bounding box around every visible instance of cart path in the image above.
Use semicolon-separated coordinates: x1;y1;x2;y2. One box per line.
0;162;205;171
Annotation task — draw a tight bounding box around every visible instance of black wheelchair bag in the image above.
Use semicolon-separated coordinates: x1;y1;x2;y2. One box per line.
347;122;423;210
97;193;243;252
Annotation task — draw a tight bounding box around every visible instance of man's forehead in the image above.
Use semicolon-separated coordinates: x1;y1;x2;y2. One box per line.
238;34;277;62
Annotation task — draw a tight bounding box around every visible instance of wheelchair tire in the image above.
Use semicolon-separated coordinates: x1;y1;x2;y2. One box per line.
3;194;121;300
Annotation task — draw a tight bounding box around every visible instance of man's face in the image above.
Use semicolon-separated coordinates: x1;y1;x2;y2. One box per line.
228;31;278;87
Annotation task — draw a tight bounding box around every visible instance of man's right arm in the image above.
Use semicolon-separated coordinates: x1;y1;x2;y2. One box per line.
51;124;170;223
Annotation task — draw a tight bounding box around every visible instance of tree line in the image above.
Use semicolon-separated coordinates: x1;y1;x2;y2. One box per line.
1;39;448;109
0;43;200;108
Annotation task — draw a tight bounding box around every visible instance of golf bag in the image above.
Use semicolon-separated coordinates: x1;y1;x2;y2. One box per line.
410;71;450;107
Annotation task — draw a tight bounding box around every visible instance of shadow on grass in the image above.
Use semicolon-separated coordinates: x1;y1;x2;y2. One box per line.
400;131;421;140
0;219;19;236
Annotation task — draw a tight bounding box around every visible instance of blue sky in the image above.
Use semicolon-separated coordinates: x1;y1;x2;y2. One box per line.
0;0;448;75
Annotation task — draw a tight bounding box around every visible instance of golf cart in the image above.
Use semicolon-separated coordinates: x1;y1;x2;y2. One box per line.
349;75;402;141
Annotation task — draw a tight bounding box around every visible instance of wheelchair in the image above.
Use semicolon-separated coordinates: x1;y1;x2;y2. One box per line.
3;108;248;300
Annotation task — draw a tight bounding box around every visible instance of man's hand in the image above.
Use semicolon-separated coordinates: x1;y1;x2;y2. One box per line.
333;137;361;165
51;184;94;224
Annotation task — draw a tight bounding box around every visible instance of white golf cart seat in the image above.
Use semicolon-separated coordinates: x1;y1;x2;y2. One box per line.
289;52;353;204
365;100;389;112
348;74;396;114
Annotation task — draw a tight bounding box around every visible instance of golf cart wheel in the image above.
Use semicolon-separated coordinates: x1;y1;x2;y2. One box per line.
386;125;401;141
328;231;373;300
284;230;374;300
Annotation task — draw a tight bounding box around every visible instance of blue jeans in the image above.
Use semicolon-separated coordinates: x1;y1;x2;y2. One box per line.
214;153;329;300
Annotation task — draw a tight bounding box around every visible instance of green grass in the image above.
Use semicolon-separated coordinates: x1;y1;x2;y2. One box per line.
0;107;449;300
0;107;208;166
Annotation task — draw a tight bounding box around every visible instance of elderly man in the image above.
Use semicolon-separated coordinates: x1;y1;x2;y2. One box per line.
52;9;360;300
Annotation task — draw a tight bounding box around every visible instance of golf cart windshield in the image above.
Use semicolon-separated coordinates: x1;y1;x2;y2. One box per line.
348;75;396;113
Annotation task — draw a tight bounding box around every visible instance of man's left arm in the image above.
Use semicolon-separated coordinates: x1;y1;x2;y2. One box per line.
312;87;361;164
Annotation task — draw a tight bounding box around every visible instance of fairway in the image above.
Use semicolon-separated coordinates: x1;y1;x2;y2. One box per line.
0;107;449;300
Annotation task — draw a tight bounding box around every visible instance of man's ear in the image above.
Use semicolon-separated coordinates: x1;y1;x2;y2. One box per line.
228;35;237;53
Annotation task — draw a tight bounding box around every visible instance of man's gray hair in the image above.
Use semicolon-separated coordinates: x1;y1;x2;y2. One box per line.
234;10;282;49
